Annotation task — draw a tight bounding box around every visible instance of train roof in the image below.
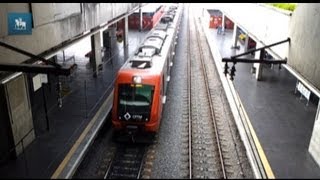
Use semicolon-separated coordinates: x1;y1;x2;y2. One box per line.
118;3;181;79
118;54;165;79
118;34;167;78
149;30;166;40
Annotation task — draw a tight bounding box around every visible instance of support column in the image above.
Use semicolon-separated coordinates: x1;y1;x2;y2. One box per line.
102;29;111;64
244;34;249;52
102;30;110;50
253;42;263;80
309;101;320;168
111;26;117;48
123;16;129;61
90;31;102;77
221;13;225;33
231;23;239;49
139;5;143;32
110;25;117;64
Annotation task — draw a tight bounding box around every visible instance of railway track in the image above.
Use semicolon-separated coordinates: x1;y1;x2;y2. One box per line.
76;4;252;179
187;5;193;180
182;4;247;178
193;8;248;178
193;6;227;179
104;144;147;179
188;5;226;178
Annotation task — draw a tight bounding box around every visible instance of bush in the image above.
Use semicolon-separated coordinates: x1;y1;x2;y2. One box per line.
268;3;296;11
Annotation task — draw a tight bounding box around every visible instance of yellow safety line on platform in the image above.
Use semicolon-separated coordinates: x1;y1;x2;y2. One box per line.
51;93;113;179
239;92;275;179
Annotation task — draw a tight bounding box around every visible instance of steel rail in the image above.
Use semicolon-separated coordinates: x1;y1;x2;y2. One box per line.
192;9;227;179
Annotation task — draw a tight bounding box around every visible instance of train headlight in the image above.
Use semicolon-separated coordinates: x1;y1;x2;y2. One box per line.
133;76;142;84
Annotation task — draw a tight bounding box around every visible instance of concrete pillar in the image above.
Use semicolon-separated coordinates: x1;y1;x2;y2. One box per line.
244;34;249;52
253;42;263;80
102;30;112;63
123;16;129;61
309;102;320;168
139;5;143;32
103;30;110;49
231;24;239;49
109;26;117;64
90;31;102;77
221;13;225;33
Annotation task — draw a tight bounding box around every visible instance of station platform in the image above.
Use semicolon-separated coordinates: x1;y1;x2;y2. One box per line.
205;26;320;178
0;30;147;178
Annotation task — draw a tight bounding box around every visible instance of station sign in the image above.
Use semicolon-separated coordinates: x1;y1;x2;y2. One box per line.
296;81;311;101
8;12;32;35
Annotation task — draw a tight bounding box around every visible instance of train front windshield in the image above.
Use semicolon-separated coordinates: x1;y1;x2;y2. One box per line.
117;84;155;122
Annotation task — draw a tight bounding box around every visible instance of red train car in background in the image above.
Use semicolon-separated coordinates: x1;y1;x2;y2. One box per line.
131;3;165;30
208;9;234;30
224;16;234;29
208;9;222;29
116;4;165;42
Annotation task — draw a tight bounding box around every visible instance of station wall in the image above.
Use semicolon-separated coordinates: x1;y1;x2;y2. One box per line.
288;3;320;90
0;3;140;64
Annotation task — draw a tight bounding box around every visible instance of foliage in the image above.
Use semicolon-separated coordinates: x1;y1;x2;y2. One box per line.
267;3;297;11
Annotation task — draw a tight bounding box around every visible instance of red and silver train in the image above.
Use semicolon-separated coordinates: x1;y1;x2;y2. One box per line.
112;4;182;137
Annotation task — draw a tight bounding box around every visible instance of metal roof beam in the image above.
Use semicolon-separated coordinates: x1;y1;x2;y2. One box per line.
0;62;75;76
0;41;61;68
230;38;290;59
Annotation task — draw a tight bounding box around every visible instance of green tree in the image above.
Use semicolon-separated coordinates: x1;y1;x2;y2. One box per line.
267;3;297;11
